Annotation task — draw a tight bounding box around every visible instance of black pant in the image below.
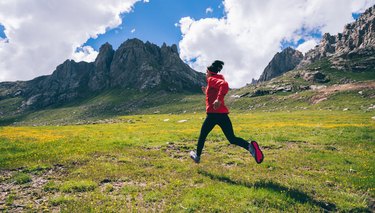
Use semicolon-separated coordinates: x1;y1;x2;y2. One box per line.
196;113;250;156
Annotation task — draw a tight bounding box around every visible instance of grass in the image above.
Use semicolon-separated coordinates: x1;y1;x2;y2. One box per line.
12;172;32;184
0;110;374;212
60;180;97;193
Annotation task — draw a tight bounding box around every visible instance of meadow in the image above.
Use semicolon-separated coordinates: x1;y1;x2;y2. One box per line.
0;110;374;212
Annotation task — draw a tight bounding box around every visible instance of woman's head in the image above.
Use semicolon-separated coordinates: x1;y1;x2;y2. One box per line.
207;60;224;74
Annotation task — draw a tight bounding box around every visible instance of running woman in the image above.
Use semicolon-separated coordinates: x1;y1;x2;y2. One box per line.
190;60;264;164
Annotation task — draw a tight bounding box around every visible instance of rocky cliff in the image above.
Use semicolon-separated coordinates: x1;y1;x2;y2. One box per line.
109;39;204;91
298;5;375;70
258;47;303;82
0;39;205;109
258;5;375;83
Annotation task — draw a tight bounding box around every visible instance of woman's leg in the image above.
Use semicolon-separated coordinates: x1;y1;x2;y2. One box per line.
217;114;250;150
196;114;217;156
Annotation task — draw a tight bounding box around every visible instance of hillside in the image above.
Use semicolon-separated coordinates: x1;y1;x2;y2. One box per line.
0;55;374;126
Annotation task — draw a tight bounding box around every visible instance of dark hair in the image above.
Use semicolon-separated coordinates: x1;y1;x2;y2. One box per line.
207;60;224;73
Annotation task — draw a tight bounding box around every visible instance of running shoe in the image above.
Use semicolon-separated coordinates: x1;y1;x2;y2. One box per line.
250;141;264;164
189;151;200;163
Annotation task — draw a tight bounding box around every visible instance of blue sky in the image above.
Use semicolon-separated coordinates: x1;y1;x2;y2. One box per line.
0;24;6;39
0;0;373;86
85;0;224;50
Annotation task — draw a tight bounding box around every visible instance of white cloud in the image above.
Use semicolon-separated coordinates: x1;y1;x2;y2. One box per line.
131;28;136;33
296;39;318;54
0;0;140;82
178;0;375;88
351;0;375;13
206;7;213;14
72;46;99;63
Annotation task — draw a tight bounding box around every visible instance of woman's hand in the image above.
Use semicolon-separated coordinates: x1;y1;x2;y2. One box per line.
213;100;221;110
201;86;206;94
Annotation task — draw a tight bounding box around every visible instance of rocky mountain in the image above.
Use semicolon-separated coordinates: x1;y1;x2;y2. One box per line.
0;39;205;109
257;5;374;84
258;47;303;82
109;39;204;91
297;5;375;70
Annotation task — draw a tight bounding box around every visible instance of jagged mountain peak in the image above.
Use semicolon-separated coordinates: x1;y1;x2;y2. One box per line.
110;39;204;91
258;47;303;82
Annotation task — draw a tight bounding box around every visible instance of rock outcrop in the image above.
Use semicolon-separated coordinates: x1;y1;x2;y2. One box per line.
301;71;329;83
23;60;94;108
88;42;114;91
258;47;303;82
298;5;375;69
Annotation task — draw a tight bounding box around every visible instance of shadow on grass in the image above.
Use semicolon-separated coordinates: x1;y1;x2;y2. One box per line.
198;169;337;212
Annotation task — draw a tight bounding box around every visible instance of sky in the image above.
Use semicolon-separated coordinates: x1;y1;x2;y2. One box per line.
0;0;374;88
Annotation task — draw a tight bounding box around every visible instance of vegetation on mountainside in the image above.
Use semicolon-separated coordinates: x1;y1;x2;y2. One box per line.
0;58;374;126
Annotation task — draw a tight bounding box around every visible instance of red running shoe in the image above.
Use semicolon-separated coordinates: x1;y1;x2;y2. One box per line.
251;141;264;164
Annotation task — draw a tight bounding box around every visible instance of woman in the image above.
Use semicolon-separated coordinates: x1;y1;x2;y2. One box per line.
190;60;264;164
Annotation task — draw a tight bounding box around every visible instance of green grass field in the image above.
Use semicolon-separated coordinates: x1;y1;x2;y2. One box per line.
1;110;374;212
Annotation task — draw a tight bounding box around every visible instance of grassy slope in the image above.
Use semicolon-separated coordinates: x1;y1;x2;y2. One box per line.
2;81;374;126
0;111;374;211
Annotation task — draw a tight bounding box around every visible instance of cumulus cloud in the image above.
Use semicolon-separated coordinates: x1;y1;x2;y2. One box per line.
0;0;140;82
296;39;319;54
178;0;375;88
131;28;136;33
206;7;213;14
351;0;375;12
72;46;99;63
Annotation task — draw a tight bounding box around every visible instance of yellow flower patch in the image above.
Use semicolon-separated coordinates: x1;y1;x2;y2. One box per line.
0;127;65;142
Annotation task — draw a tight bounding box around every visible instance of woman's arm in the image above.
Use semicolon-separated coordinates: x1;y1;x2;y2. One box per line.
216;81;228;103
201;86;206;94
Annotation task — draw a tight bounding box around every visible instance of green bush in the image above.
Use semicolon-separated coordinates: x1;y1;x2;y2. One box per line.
50;196;74;206
12;172;31;184
60;180;97;193
43;181;59;192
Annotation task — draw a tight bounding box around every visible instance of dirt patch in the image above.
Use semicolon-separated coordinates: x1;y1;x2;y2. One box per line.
0;165;66;212
310;81;375;104
155;142;195;160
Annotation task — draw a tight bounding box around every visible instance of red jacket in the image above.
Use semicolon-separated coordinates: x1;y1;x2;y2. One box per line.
205;74;229;113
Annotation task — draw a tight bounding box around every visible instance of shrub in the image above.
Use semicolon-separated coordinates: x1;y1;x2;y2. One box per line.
60;180;97;193
13;172;31;184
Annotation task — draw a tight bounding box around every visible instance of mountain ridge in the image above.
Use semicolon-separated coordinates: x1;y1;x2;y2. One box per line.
0;39;205;110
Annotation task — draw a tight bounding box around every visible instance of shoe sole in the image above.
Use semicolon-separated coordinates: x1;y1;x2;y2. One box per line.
190;156;200;163
251;141;264;164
